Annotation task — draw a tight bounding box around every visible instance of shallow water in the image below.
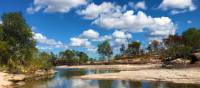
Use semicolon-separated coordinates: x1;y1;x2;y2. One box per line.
18;68;200;88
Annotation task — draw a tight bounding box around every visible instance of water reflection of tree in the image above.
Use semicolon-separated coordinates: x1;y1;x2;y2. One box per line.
129;81;142;88
149;82;167;88
17;78;53;88
92;70;120;74
98;80;113;88
56;69;87;78
121;80;127;86
166;83;200;88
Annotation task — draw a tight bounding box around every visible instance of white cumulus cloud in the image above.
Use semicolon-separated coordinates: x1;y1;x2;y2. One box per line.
134;1;147;10
111;30;132;47
27;0;87;13
70;37;93;48
36;46;53;50
93;35;112;42
93;10;176;40
79;2;176;41
78;2;116;19
159;0;196;14
86;48;97;53
81;29;99;39
33;32;67;49
112;30;132;39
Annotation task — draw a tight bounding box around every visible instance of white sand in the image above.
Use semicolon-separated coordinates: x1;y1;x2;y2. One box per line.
0;72;13;88
57;64;161;70
0;72;26;88
0;69;55;88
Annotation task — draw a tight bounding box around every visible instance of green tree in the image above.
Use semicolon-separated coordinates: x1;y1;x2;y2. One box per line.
182;28;200;51
163;34;192;59
50;52;57;59
127;41;141;56
38;52;52;69
58;50;89;65
0;41;8;65
59;50;76;62
0;25;9;65
97;40;113;61
77;51;89;64
28;51;53;72
1;12;36;73
120;44;126;55
114;54;121;60
0;25;3;39
147;40;160;54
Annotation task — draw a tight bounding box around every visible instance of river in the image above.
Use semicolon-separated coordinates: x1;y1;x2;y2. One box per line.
18;68;200;88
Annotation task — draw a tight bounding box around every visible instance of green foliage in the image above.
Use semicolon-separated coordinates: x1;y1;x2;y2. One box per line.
126;41;141;56
27;52;53;72
88;58;96;62
0;12;52;73
114;54;121;60
0;24;9;65
163;33;193;60
147;40;161;54
58;50;89;65
0;41;9;65
120;44;126;55
2;12;36;49
0;25;3;39
97;40;113;61
59;50;76;62
0;12;37;73
77;51;89;63
162;28;200;61
182;28;200;51
165;44;192;59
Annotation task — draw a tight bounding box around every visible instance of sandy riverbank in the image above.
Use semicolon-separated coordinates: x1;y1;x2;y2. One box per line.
0;72;26;88
0;72;13;88
56;64;161;70
59;64;200;84
0;69;55;88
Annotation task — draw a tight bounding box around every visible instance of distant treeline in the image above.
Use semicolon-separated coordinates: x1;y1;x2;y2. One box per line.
50;50;94;65
113;28;200;64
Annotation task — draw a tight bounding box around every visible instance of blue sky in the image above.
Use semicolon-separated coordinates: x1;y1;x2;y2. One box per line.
0;0;200;58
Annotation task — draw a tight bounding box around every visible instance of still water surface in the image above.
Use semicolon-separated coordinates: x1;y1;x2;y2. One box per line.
19;68;200;88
